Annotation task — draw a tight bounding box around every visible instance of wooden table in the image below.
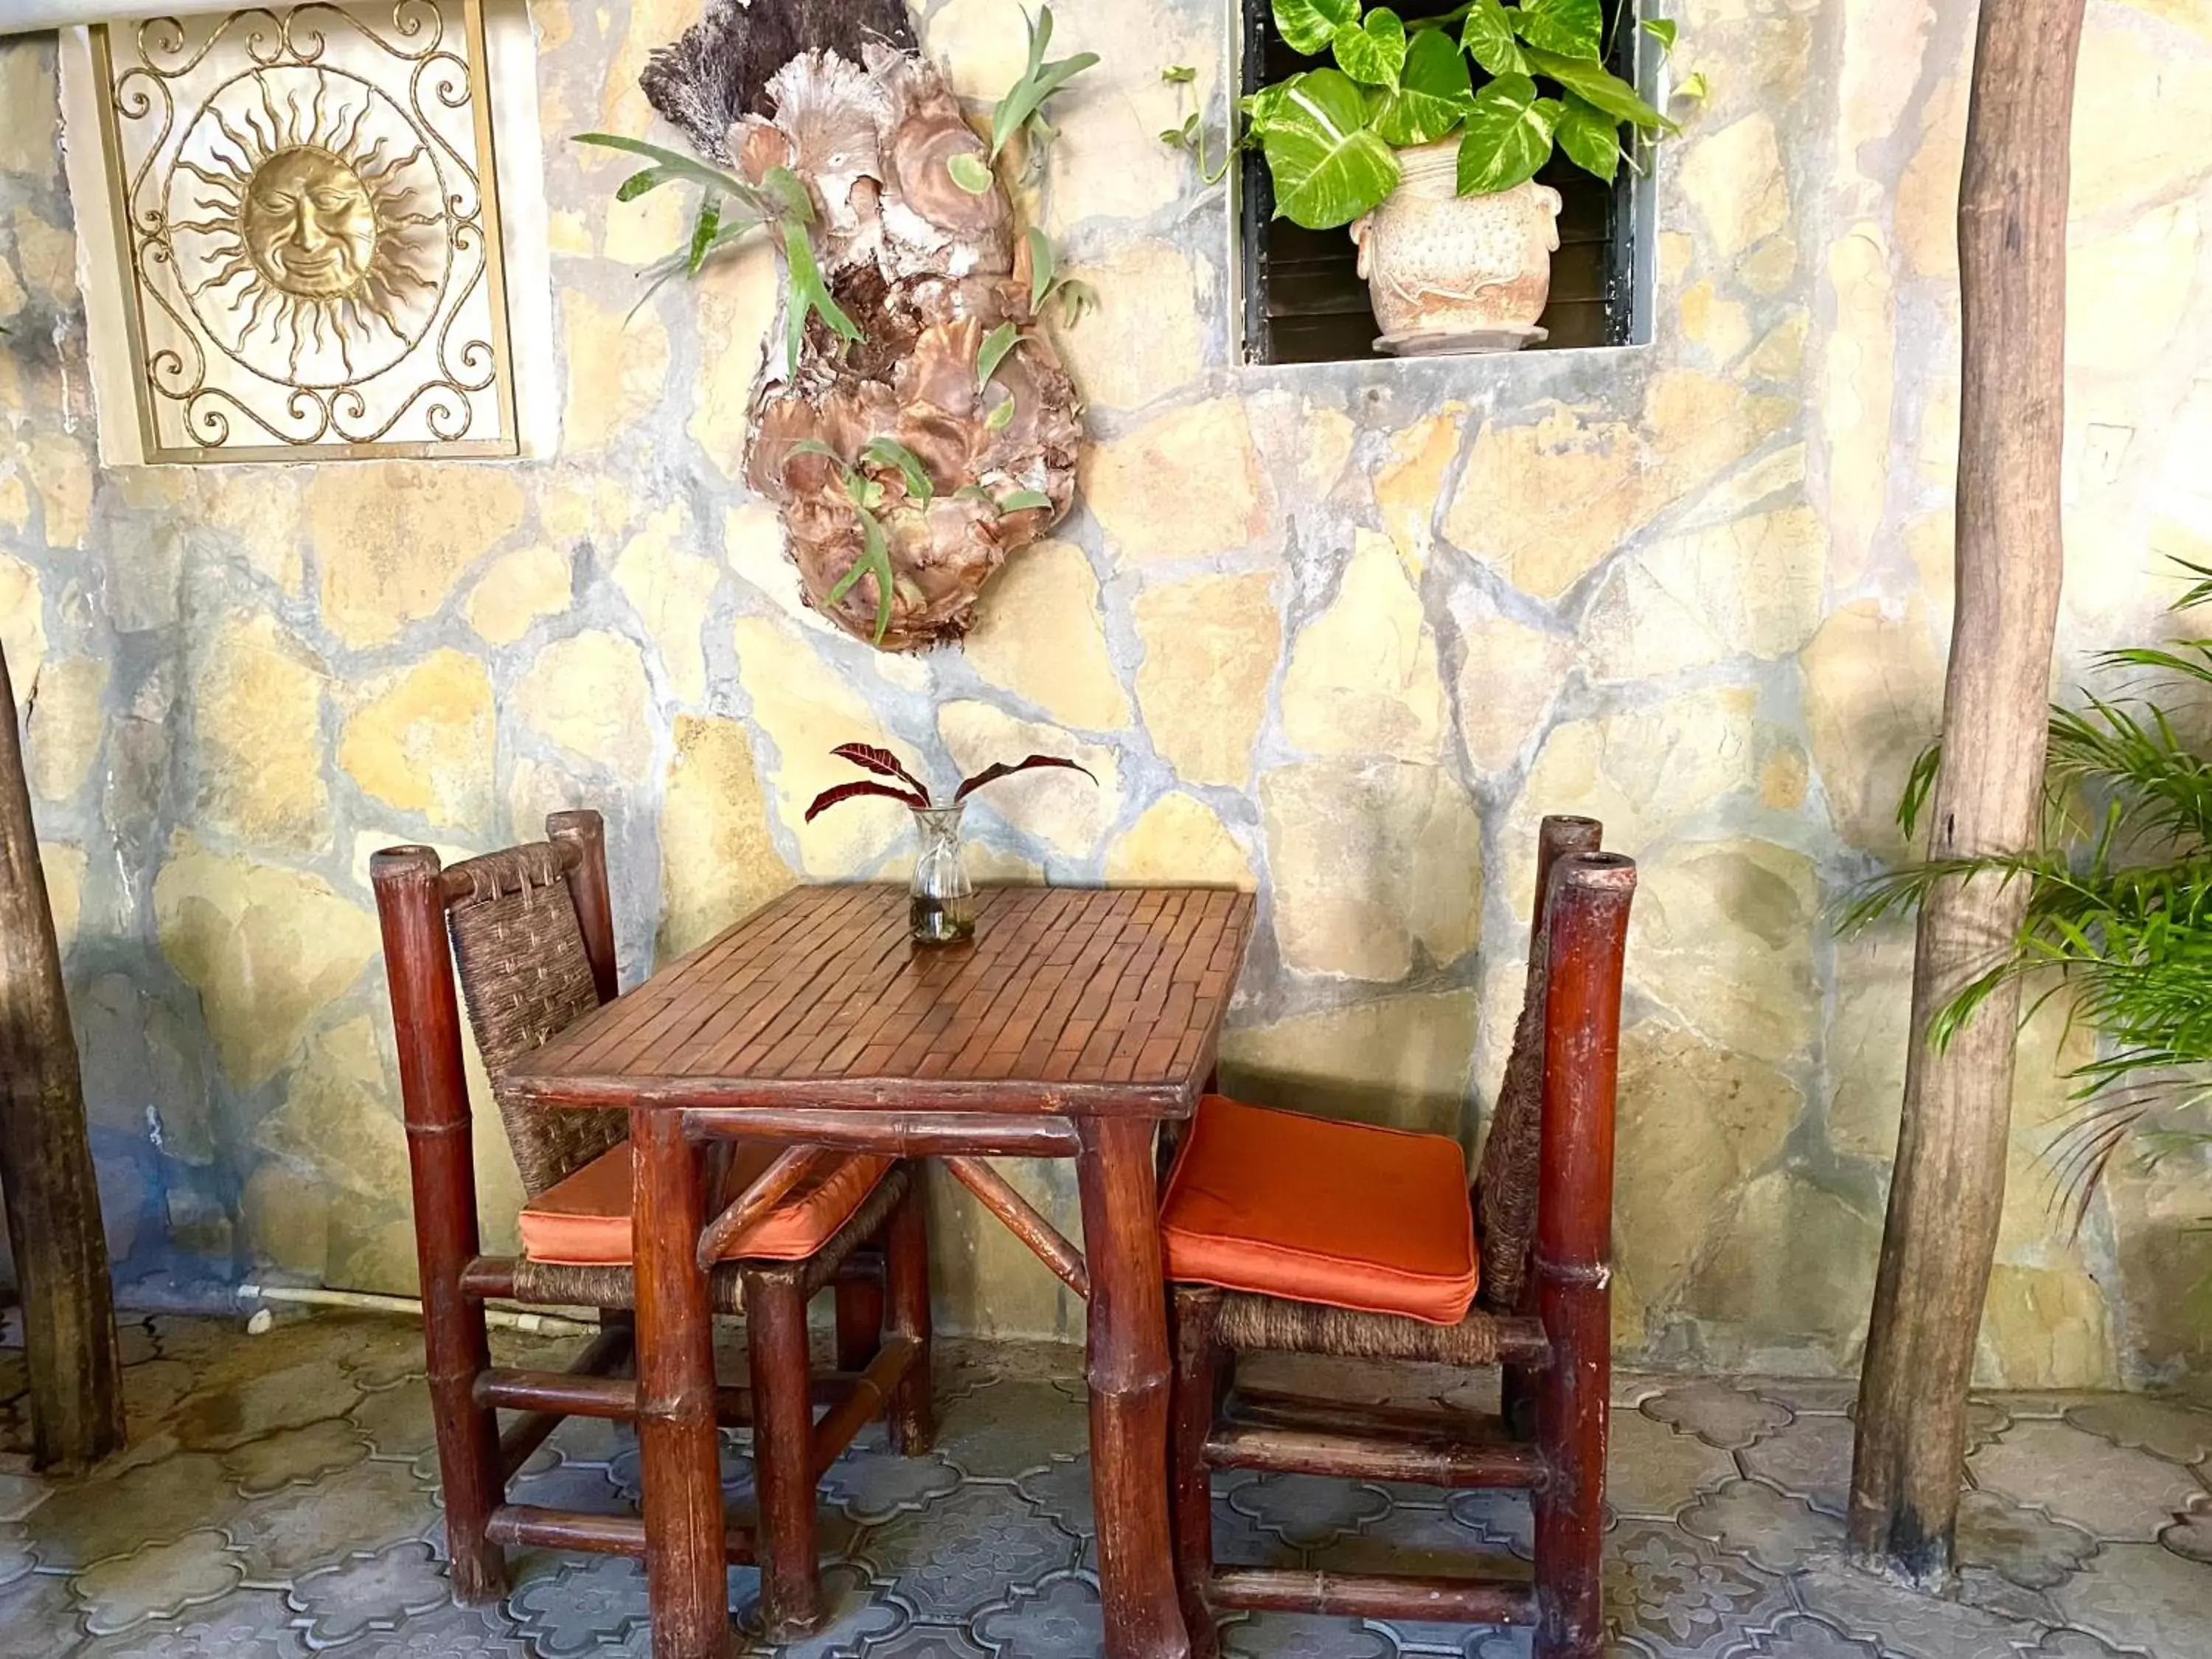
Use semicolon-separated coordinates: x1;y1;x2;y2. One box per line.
507;883;1256;1659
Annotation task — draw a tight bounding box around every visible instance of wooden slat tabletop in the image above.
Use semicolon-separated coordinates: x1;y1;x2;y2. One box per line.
504;886;1255;1117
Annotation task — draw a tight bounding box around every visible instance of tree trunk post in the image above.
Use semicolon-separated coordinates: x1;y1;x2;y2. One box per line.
1847;0;2086;1585
0;641;126;1472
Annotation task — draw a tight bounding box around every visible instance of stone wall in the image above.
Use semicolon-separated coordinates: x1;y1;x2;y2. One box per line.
2;0;2208;1382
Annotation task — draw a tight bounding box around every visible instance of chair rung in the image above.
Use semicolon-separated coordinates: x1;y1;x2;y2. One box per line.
480;1369;637;1419
810;1335;921;1479
1207;1392;1542;1489
476;1367;871;1424
487;1504;757;1564
1208;1566;1536;1624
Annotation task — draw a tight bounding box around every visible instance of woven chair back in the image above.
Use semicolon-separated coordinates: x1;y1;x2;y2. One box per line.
1475;815;1603;1312
1474;933;1547;1313
445;842;626;1196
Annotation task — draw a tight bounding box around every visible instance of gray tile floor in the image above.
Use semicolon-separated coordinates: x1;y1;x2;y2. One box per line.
1;1310;2209;1657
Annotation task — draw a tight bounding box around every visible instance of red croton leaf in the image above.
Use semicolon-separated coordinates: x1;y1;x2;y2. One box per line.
804;780;931;822
954;754;1099;803
831;742;933;801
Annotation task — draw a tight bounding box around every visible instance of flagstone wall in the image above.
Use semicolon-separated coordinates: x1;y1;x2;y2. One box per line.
3;0;2209;1382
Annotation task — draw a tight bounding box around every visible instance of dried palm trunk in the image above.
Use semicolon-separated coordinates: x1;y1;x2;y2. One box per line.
1847;0;2084;1587
645;2;1082;653
0;642;125;1472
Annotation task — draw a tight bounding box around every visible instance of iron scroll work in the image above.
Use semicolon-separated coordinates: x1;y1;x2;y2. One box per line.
90;1;519;462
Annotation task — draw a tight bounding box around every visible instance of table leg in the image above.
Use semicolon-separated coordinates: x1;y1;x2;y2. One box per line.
1076;1116;1193;1659
632;1109;733;1659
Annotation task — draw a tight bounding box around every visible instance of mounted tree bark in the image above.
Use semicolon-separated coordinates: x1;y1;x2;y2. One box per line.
1847;0;2086;1586
0;641;125;1472
598;0;1088;653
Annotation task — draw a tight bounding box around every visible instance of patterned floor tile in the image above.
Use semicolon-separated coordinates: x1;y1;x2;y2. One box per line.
1954;1487;2098;1590
314;1599;526;1657
855;1484;1082;1621
860;1622;994;1658
2160;1497;2212;1565
2050;1543;2212;1659
504;1550;654;1658
1012;1453;1095;1539
0;1520;31;1591
970;1568;1104;1655
118;1359;201;1438
73;1528;245;1635
2017;1632;2158;1659
1643;1382;1795;1452
348;1380;442;1464
1225;1471;1394;1551
1608;1410;1740;1520
1443;1486;1537;1559
1742;1379;1860;1416
16;1316;2212;1659
933;1380;1092;1479
1678;1478;1843;1572
0;1570;85;1659
287;1540;456;1646
223;1416;372;1498
1711;1611;1883;1658
72;1588;312;1658
0;1471;44;1525
2065;1399;2212;1469
1972;1421;2205;1543
23;1448;245;1570
225;1454;439;1582
1736;1414;1855;1519
1605;1521;1796;1658
171;1356;365;1454
1308;1503;1529;1652
1221;1610;1402;1658
1953;1564;2065;1627
1792;1559;2048;1659
823;1443;966;1524
740;1559;909;1658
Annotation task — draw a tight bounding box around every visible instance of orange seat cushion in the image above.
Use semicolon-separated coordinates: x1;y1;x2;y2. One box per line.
1161;1095;1480;1326
518;1142;895;1267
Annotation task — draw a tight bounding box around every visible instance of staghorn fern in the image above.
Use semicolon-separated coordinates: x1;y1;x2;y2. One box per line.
1840;560;2212;1225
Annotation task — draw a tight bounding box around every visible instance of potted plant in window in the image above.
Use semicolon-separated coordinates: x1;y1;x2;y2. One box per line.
1180;0;1675;352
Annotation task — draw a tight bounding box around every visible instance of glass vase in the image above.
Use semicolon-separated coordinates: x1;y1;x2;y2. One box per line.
909;804;975;945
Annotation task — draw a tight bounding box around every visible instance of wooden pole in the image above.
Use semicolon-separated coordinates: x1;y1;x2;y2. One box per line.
1847;0;2085;1585
0;641;125;1472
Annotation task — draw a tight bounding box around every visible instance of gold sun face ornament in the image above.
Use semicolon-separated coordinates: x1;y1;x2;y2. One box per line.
167;66;448;387
241;145;380;297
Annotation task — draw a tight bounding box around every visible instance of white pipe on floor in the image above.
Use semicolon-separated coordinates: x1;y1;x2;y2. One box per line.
237;1283;600;1337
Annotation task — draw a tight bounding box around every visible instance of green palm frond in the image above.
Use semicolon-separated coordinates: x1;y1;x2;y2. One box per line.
1844;558;2212;1222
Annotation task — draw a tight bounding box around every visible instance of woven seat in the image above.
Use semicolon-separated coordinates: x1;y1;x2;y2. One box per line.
1161;1095;1479;1326
1167;819;1635;1659
372;811;934;1640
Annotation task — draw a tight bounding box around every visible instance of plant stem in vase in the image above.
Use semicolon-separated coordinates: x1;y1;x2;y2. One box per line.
909;806;976;946
802;742;1097;947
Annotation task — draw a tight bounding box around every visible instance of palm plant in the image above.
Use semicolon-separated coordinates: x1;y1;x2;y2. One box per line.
1840;560;2212;1224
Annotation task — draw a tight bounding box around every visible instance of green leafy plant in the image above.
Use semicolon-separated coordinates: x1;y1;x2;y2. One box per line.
1022;228;1099;327
947;4;1100;197
783;439;936;645
991;6;1100;161
1177;0;1677;231
1840;560;2212;1224
574;133;858;361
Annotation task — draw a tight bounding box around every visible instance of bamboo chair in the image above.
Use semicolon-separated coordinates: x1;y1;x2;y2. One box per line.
1161;818;1635;1659
371;811;933;1641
